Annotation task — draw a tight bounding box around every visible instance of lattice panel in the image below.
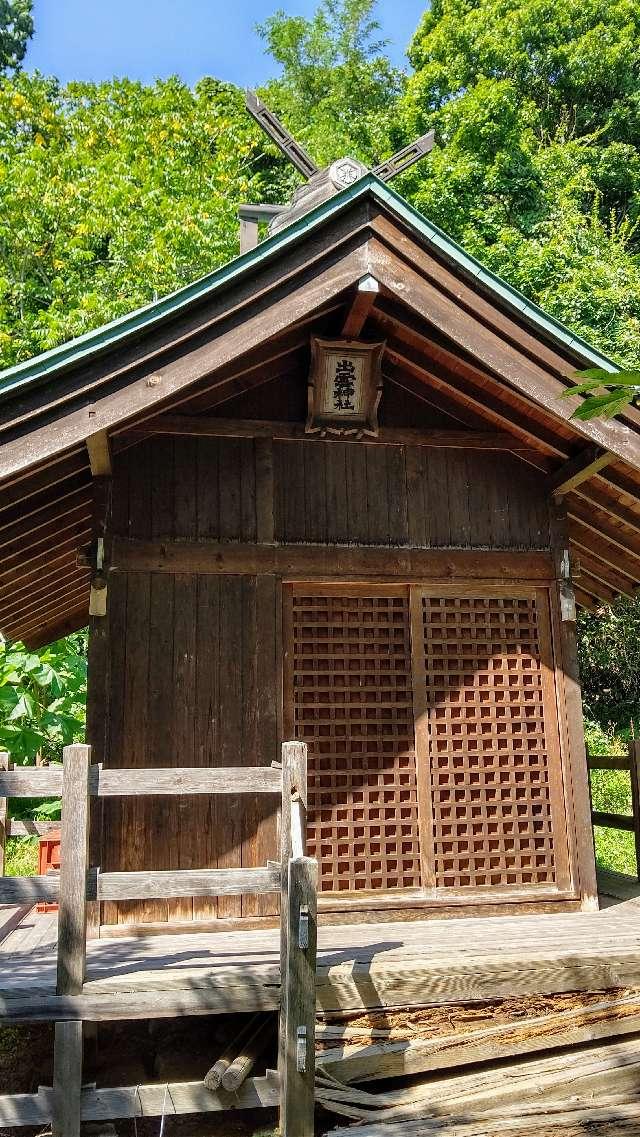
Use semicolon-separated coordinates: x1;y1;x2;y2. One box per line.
421;595;556;890
291;593;422;894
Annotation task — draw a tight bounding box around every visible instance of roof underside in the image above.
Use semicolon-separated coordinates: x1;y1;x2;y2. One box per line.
1;177;639;646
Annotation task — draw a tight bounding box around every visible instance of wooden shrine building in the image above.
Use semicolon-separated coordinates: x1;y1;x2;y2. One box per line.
2;169;640;937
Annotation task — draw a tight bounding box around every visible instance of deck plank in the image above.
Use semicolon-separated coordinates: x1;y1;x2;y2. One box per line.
0;898;640;1019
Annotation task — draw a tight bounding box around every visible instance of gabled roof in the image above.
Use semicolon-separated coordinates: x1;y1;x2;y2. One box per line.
0;173;620;405
1;174;639;646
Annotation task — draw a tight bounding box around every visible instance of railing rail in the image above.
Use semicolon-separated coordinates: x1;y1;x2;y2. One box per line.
0;740;318;1137
588;739;640;881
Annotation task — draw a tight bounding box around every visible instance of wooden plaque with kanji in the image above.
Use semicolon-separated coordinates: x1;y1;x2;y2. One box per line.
306;337;384;436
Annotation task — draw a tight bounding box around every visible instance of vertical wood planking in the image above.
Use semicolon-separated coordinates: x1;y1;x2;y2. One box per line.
548;498;599;909
194;574;219;920
240;438;257;542
406;446;427;547
241;577;259;917
218;576;243;919
219;437;242;540
361;444;384;544
173;574;197;922
196;437;220;539
325;442;349;544
386;444;409;547
303;441;327;544
257;576;281;915
56;744;91;994
346;442;369;543
147;573;174;924
255;437;275;544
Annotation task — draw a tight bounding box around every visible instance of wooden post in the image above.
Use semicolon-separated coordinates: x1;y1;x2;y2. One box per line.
628;740;640;882
281;854;317;1137
56;744;92;994
548;499;599;910
0;753;8;878
52;1021;84;1137
53;744;91;1137
279;741;307;1074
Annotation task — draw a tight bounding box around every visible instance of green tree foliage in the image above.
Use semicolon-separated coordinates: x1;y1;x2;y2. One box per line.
0;634;87;765
0;0;32;74
578;599;640;732
0;74;287;367
399;0;640;365
257;0;403;169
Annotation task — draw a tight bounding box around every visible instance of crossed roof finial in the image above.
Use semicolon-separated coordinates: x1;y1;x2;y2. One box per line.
245;90;435;186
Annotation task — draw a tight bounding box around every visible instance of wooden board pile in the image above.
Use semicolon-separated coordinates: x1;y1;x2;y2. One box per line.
316;987;640;1135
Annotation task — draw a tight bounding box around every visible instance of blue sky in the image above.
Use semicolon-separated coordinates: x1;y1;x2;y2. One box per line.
25;0;425;88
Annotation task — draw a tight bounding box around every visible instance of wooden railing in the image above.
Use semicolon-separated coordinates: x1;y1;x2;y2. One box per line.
0;741;317;1137
588;739;640;881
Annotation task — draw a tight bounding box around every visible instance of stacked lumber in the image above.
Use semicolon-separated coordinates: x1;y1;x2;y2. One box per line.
321;1034;640;1135
316;987;640;1084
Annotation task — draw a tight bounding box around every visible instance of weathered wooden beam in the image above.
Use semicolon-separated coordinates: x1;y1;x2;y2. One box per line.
281;856;317;1137
0;984;281;1023
317;992;640;1085
7;819;61;837
0;763;283;799
110;539;554;581
52;1020;83;1137
0;1074;279;1125
0;766;64;797
57;745;92;997
0;874;60;904
131;415;534;451
341;275;379;337
547;446;614;495
548;500;599;909
97;764;283;796
97;865;281;901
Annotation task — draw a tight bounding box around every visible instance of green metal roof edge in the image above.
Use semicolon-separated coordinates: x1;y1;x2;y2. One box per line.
0;172;620;402
369;178;620;375
0;173;378;401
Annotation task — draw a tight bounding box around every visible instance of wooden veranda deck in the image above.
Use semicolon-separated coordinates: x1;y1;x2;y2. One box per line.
1;876;640;1025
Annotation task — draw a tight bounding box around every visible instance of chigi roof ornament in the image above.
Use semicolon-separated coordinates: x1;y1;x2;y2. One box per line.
238;91;435;251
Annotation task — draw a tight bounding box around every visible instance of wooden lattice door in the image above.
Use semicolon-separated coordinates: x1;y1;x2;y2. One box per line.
411;590;570;896
285;584;573;911
285;587;423;898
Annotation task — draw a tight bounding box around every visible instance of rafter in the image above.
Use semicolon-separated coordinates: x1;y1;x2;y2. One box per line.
569;521;640;584
547;446;614;496
341;275;379;338
86;431;112;477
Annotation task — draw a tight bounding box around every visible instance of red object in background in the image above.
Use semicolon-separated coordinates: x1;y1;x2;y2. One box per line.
37;832;61;912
